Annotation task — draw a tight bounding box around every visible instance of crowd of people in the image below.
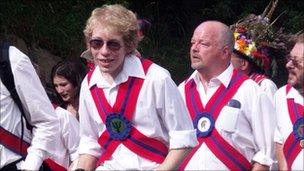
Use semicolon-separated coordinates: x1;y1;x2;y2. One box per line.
0;3;303;171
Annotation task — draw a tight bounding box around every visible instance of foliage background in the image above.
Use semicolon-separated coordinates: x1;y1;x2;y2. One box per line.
0;0;303;86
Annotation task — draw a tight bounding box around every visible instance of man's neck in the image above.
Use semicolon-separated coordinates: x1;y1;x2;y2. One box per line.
197;63;229;86
197;69;224;92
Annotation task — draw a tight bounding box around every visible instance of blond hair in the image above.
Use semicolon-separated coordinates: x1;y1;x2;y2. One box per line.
84;4;139;53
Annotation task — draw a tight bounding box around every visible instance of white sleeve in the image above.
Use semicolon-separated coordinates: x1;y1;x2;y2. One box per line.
10;47;60;170
154;73;197;149
78;78;103;158
273;90;284;144
251;89;275;166
260;79;277;105
58;108;80;162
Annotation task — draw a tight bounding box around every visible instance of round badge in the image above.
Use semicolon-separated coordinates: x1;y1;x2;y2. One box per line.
197;117;211;132
194;112;214;138
293;117;304;142
106;114;131;140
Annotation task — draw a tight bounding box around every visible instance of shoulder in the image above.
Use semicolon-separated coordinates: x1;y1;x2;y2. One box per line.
275;85;287;98
8;46;30;66
237;78;270;101
55;107;79;125
146;62;172;81
7;46;34;76
260;78;277;89
240;78;261;90
55;107;69;119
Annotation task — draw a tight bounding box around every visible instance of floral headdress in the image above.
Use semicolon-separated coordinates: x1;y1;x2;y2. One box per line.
230;0;296;78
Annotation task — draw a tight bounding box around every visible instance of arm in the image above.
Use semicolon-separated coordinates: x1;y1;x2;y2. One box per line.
273;89;288;171
76;154;98;170
76;78;103;169
275;143;288;170
250;85;275;167
156;148;192;170
11;47;59;170
155;74;197;170
57;107;80;163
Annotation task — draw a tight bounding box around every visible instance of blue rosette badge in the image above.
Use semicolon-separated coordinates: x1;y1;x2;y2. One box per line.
106;114;132;140
193;112;215;138
293;117;304;148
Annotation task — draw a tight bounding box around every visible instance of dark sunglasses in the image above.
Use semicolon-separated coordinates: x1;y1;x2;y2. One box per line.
89;39;122;51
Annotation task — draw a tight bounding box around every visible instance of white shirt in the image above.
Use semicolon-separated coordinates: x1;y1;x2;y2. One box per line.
49;107;79;168
274;85;303;170
257;78;277;105
178;64;275;170
78;55;197;170
0;46;59;170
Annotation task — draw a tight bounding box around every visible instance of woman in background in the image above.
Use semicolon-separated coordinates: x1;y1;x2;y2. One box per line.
47;59;87;169
51;59;87;120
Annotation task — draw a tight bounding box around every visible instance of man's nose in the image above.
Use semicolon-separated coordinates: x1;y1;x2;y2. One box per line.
191;42;199;52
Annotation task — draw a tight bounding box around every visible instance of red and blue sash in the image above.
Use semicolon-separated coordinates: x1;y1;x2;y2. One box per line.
283;84;304;170
88;59;168;166
249;73;267;85
0;126;66;171
180;70;251;170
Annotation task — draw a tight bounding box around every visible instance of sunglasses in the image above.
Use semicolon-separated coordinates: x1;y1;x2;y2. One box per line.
89;39;122;51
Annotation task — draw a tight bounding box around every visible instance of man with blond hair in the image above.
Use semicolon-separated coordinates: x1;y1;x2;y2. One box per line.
76;4;197;170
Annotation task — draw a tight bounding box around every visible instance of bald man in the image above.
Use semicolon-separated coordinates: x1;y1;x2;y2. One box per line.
178;21;275;170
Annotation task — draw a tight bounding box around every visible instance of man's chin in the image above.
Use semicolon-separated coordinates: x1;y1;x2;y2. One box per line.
287;79;294;86
288;80;303;91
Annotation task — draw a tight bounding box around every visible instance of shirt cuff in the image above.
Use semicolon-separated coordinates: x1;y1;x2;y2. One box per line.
273;128;283;144
20;150;44;170
70;151;79;162
78;137;102;158
252;151;274;166
168;129;198;149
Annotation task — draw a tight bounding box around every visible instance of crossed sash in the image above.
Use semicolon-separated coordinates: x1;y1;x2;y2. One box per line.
88;59;168;166
0;126;66;171
179;70;252;170
283;84;304;170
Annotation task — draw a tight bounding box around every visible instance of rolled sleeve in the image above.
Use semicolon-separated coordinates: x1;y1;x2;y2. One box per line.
78;137;102;158
252;150;274;166
273;127;283;144
169;130;198;149
251;91;275;166
20;149;45;170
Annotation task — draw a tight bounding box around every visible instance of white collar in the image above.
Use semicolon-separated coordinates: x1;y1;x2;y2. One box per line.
185;64;233;88
88;54;146;88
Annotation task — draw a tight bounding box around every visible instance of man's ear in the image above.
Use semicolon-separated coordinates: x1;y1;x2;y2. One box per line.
222;46;232;60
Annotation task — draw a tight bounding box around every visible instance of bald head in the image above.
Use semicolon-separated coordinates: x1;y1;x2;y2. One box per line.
195;21;234;51
190;21;234;80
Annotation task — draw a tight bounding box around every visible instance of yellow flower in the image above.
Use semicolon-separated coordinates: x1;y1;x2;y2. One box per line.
234;32;240;40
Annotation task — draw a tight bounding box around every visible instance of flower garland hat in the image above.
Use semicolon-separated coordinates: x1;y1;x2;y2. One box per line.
230;0;295;78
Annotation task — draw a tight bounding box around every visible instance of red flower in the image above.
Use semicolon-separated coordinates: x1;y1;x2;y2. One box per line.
251;51;271;70
236;26;247;34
